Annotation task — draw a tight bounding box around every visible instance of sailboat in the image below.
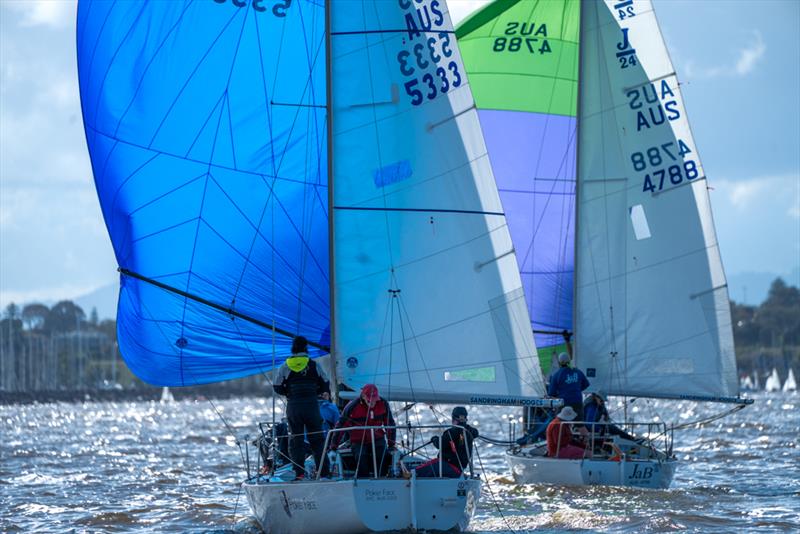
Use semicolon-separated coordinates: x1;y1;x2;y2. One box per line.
455;0;751;488
782;369;796;393
76;0;557;531
765;368;781;392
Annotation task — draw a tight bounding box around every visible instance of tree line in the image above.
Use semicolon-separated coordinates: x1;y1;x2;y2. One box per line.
0;300;264;395
731;278;800;381
2;278;798;393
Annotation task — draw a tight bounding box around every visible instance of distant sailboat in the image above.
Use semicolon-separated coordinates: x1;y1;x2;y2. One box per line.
740;375;755;391
765;368;782;392
783;369;797;393
160;387;174;403
456;0;751;488
76;0;557;531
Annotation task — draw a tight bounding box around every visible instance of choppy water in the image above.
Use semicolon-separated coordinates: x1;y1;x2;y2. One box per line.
1;391;797;533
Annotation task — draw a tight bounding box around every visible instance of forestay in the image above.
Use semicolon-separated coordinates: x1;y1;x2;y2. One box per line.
329;0;546;403
77;0;330;385
457;0;581;365
575;0;738;400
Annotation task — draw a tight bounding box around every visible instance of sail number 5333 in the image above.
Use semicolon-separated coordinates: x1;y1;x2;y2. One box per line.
397;32;461;106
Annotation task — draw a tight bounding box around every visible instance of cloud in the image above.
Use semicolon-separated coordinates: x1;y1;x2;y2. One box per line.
689;30;766;79
727;179;769;209
2;0;75;29
734;31;766;75
712;174;800;277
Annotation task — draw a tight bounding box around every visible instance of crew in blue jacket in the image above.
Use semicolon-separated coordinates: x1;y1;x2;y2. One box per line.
318;391;340;435
547;352;590;422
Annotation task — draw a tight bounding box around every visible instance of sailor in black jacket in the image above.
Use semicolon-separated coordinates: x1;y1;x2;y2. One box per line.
414;406;479;478
273;336;331;479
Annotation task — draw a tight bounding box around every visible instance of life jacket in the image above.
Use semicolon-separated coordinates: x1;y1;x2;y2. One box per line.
275;355;327;403
335;397;396;446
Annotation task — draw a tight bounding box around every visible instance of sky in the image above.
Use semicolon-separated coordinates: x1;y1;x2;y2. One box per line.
0;0;798;314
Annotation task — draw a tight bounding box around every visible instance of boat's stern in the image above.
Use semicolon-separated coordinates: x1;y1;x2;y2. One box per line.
243;476;481;533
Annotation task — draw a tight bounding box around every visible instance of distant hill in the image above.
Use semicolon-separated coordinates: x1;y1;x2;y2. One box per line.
74;283;118;320
728;267;800;306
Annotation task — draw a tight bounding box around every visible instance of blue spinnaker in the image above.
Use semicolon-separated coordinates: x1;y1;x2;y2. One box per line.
77;0;329;386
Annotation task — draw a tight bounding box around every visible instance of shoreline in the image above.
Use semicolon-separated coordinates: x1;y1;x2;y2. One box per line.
0;385;268;405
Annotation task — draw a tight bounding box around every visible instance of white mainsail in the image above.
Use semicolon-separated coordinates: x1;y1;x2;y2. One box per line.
783;369;797;392
330;0;546;404
765;368;781;392
575;0;738;401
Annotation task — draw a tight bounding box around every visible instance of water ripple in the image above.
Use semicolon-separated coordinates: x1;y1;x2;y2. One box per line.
1;391;798;532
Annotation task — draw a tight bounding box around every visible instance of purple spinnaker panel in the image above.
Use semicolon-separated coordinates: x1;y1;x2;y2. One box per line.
479;109;576;349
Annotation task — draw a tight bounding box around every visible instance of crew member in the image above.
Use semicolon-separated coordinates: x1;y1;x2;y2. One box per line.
415;406;479;478
273;336;331;480
547;352;590;422
546;406;586;459
331;384;396;478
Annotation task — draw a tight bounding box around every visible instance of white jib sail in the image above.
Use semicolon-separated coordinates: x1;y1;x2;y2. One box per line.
329;0;546;404
575;0;738;400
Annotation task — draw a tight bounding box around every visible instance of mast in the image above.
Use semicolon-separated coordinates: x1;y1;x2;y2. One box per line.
325;0;339;404
572;0;585;370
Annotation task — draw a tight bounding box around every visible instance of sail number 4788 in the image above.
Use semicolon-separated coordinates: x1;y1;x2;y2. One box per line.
631;140;700;193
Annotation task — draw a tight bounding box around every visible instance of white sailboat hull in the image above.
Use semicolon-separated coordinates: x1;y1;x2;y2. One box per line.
506;451;677;489
243;477;480;533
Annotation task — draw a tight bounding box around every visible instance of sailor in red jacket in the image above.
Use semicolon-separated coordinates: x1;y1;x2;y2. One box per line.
331;384;396;477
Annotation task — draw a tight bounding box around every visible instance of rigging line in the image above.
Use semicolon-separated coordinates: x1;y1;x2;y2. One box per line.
671;404;747;430
388;290;396;402
355;0;398;276
118;267;330;351
231;483;243;526
395;292;417;404
474;445;518;534
394;292;448;397
128;293;248;468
